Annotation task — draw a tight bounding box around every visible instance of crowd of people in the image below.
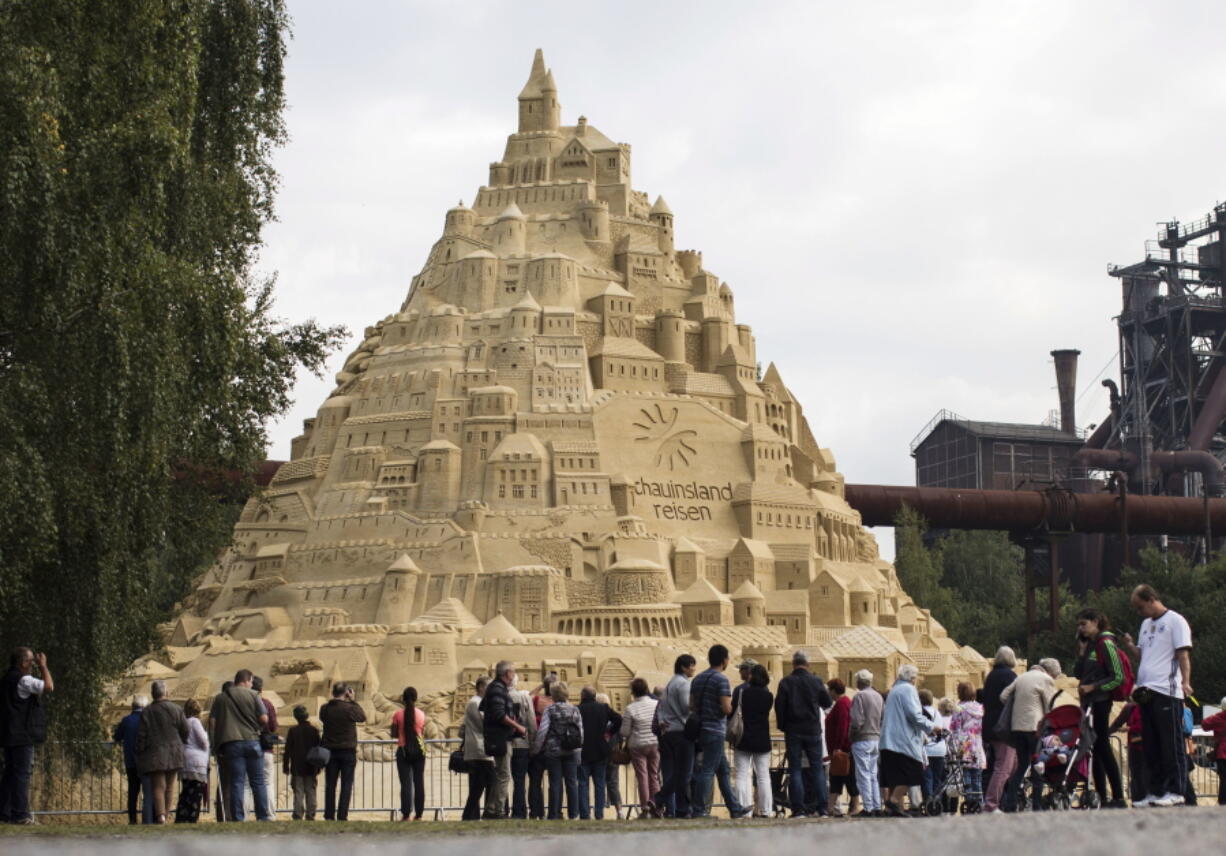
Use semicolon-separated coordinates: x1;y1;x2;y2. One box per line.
0;583;1222;824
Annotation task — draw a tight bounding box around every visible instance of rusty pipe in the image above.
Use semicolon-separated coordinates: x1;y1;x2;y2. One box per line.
1188;365;1226;451
1151;450;1226;497
1071;448;1137;472
844;483;1226;536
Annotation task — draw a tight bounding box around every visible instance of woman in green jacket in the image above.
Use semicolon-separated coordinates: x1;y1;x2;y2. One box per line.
1074;607;1128;808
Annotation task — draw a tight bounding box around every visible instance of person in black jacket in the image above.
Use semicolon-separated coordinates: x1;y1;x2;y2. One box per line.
480;661;526;818
773;650;833;818
732;664;775;817
0;648;53;826
981;646;1018;808
576;686;621;819
320;682;366;821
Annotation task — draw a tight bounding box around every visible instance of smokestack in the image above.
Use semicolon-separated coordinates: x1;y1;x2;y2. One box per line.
1051;349;1081;434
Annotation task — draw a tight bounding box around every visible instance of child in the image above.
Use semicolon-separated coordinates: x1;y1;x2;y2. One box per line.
283;705;322;820
1030;728;1075;776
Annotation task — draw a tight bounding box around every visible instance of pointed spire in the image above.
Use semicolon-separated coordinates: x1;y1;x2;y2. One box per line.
519;49;550;98
650;195;672;216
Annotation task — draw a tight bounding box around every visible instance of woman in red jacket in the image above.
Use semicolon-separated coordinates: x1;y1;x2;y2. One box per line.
1199;698;1226;805
825;678;860;817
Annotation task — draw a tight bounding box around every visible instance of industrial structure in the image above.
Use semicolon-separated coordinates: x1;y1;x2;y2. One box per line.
904;202;1226;637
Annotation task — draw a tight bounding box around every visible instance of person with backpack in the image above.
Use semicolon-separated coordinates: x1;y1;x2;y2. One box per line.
532;681;584;819
1074;607;1130;808
0;648;53;826
391;688;426;821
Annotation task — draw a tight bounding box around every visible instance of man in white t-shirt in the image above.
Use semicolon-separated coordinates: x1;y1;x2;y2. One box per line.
1123;584;1192;808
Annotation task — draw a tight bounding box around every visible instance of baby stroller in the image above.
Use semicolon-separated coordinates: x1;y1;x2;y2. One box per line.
1031;705;1098;810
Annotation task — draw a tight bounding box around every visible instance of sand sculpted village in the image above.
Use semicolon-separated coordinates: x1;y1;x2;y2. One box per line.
122;51;986;738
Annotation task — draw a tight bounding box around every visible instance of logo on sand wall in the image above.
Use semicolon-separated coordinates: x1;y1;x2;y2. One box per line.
632;404;698;470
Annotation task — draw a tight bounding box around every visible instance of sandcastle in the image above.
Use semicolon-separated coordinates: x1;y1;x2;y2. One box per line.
132;50;985;735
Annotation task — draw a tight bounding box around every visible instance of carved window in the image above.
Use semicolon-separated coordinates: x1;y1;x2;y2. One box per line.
512;485;524;499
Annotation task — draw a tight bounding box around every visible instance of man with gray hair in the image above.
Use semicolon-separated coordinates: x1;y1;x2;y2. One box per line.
774;650;833;818
135;680;188;823
849;669;883;815
480;660;526;817
991;659;1060;812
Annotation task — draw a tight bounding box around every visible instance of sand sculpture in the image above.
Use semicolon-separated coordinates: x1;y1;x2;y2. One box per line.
135;51;986;733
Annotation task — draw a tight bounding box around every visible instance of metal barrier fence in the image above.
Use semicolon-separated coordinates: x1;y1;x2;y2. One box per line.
27;734;1222;818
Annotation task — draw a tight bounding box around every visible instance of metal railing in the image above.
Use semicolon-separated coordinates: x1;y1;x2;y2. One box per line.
26;734;1221;819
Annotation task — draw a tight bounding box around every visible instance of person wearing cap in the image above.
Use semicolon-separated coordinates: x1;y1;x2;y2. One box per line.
283;705;322;820
732;658;758;710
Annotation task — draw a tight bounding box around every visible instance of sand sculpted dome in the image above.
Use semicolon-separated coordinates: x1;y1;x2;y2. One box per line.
141;50;984;732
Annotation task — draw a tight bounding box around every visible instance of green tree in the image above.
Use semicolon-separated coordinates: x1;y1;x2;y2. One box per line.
0;0;345;758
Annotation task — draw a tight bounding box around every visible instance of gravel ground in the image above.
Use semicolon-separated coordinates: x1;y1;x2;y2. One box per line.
3;808;1226;856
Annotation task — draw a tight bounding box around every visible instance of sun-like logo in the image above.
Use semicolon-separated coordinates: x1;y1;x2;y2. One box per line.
633;404;698;470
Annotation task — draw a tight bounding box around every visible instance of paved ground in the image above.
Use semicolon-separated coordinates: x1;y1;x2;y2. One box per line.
3;808;1226;856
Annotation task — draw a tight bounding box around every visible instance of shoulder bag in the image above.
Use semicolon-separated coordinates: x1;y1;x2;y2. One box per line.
991;693;1015;743
305;744;331;769
726;691;745;746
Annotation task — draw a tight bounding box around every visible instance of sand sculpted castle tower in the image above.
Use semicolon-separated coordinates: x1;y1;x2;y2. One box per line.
147;51;985;732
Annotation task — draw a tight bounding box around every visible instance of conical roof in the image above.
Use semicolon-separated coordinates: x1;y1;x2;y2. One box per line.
673;578;730;604
731;580;765;601
498;202;526;221
415;598;482;632
512;291;541;311
467;612;526;644
519;49;550;98
650;195;672;216
387;553;421;573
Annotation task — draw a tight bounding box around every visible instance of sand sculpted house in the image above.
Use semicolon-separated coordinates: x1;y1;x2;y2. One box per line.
137;51;985;734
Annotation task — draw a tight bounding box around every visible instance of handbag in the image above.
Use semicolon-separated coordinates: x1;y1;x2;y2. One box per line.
991;694;1015;743
305;745;330;769
830;749;851;778
726;692;745;746
610;741;632;766
448;749;467;774
259;730;281;752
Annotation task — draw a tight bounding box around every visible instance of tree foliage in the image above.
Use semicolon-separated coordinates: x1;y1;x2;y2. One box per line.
0;0;345;756
894;508;1226;703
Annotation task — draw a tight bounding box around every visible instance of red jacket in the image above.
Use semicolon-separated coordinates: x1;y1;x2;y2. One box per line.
825;695;852;755
1200;711;1226;760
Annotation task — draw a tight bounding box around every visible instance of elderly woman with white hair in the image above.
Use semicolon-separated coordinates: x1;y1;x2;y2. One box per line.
986;657;1062;813
981;646;1018;811
878;664;939;817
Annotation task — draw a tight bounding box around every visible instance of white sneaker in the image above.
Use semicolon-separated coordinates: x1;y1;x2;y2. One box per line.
1133;795;1155;807
1154;793;1185;807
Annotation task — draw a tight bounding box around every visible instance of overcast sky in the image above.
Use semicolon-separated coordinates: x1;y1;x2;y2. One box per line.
258;1;1226;559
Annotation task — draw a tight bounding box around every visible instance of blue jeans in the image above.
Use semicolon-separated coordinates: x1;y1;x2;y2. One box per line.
0;744;35;823
222;740;271;821
922;755;946;800
693;733;742;817
785;732;828;815
656;731;693;817
577;759;607;819
545;753;579;819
